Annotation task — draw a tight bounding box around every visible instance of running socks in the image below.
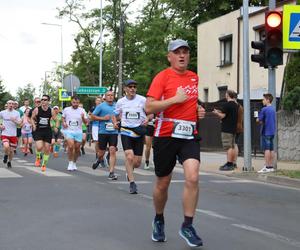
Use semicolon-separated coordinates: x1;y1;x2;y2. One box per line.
42;154;50;166
182;216;193;228
36;150;41;159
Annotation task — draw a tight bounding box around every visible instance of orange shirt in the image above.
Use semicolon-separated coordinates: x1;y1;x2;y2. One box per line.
147;68;198;137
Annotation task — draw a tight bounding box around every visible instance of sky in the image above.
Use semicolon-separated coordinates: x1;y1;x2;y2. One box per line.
0;0;101;96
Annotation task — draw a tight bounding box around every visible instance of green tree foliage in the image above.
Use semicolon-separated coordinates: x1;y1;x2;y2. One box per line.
282;52;300;111
58;0;268;97
0;78;13;109
16;83;36;107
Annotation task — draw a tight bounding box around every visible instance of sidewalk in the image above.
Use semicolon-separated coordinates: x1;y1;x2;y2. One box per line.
199;151;300;188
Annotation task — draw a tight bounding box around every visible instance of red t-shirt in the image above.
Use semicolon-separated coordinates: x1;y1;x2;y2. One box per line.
147;68;199;137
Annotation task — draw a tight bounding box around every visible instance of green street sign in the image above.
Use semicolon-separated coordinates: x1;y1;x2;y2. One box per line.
76;86;107;95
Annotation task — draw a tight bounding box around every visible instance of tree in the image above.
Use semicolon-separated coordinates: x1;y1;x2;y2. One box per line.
0;78;13;109
282;52;300;111
15;83;36;107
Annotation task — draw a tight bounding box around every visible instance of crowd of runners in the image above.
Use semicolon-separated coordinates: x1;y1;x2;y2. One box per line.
0;39;218;248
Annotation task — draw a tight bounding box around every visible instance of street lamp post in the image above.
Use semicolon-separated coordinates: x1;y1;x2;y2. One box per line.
41;22;64;85
99;0;103;87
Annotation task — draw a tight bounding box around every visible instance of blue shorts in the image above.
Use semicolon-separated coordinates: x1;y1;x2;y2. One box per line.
64;130;83;142
261;135;274;151
22;133;32;139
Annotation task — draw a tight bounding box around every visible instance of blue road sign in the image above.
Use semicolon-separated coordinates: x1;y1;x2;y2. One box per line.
289;13;300;42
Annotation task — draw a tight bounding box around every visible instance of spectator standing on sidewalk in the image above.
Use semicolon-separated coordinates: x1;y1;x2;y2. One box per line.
213;90;238;171
257;93;276;173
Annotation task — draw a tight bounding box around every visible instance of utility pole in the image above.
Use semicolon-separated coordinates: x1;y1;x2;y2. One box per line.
117;7;124;98
268;0;278;169
99;0;103;87
242;0;252;171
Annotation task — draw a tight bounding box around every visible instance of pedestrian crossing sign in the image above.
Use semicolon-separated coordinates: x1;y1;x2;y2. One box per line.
59;88;71;101
283;5;300;50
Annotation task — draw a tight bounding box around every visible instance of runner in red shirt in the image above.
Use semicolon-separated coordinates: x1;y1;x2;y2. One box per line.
145;39;205;247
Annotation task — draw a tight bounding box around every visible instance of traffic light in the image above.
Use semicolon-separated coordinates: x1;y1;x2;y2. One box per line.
251;39;266;68
265;11;283;67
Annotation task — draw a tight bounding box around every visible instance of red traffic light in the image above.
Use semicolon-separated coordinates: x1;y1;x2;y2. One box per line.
266;12;282;28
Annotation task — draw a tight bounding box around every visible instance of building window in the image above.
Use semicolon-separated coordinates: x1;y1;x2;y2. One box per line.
204;88;209;102
218;86;228;100
219;35;232;66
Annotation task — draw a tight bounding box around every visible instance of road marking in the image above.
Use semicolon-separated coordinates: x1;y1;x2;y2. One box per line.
210;179;255;184
196;209;233;220
0;168;22;178
77;167;107;176
16;159;27;163
232;224;300;248
24;167;72;177
115;166;154;176
109;180;152;184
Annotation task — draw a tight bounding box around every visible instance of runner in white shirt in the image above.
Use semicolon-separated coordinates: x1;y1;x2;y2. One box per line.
0;100;21;168
62;96;88;171
112;79;150;194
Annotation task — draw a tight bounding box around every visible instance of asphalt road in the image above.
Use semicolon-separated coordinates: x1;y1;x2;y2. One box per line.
0;148;300;250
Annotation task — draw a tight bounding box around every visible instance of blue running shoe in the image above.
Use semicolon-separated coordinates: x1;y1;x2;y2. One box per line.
152;220;166;242
179;224;203;247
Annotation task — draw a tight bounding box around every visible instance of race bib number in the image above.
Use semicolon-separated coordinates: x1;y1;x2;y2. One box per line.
171;122;194;139
125;112;140;120
68;120;79;129
105;122;115;131
39;117;49;126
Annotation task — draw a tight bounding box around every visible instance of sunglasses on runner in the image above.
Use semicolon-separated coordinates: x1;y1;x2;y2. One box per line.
41;98;49;101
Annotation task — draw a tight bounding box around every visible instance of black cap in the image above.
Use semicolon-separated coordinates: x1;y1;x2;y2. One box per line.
124;79;137;86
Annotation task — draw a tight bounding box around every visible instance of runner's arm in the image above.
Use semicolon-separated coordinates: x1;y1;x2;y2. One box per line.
145;87;188;114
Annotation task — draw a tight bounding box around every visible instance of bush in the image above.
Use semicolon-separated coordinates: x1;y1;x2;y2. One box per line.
282;86;300;111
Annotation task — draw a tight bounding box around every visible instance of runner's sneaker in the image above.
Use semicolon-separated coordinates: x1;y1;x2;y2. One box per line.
72;162;77;171
3;154;8;164
92;159;101;170
179;224;203;247
41;165;46;172
108;172;118;180
29;147;33;154
129;182;138;194
258;166;274;173
7;162;12;168
81;147;85;155
144;161;150;170
35;158;41;167
152;220;166;242
67;162;74;171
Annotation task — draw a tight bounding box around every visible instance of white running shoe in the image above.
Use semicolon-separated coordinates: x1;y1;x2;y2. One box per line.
144;162;150;170
258;166;274;173
67;161;74;171
72;162;77;171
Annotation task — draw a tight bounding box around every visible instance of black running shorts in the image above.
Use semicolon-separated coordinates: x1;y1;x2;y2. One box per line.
145;125;155;137
98;134;118;150
153;137;200;177
33;129;52;144
121;135;144;156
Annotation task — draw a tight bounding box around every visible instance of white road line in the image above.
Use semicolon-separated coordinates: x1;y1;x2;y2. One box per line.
16;159;27;163
109;180;152;184
232;224;300;248
0;168;22;178
210;179;255;184
115;166;154;176
24;167;72;177
196;209;234;220
77;167;107;176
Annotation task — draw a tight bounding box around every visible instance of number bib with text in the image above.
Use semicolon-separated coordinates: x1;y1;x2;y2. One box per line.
125;112;140;120
171;122;195;139
105;122;115;131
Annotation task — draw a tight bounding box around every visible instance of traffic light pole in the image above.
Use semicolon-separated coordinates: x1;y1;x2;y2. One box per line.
242;0;252;171
268;0;278;169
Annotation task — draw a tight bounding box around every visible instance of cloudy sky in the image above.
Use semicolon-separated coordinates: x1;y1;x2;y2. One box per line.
0;0;100;95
